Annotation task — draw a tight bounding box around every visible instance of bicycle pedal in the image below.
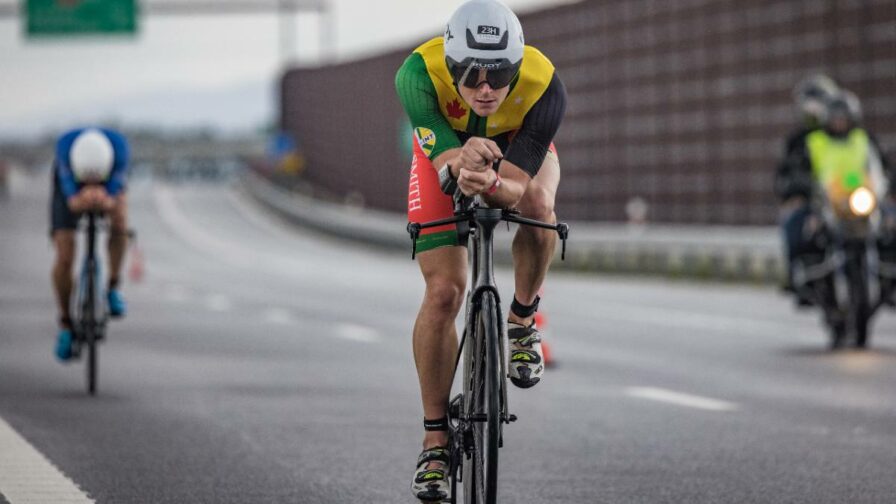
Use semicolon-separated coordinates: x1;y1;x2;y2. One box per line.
505;414;517;423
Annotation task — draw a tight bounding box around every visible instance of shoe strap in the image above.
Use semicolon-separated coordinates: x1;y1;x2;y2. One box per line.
511;348;543;365
416;446;450;468
508;324;542;345
414;469;446;484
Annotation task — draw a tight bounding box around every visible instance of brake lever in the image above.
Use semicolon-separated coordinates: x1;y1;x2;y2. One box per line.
557;223;569;261
505;208;519;231
407;222;421;260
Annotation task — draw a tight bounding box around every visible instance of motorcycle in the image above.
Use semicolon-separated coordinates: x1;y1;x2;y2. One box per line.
792;149;896;349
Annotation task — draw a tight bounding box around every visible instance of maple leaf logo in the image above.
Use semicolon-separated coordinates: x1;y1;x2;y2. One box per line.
446;99;467;120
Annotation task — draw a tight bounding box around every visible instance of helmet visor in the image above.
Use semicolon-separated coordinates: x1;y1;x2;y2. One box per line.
447;58;520;89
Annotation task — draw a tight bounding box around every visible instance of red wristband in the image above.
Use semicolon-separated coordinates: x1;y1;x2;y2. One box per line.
487;174;501;195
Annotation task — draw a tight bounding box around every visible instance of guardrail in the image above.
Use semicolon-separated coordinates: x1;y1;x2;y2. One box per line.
241;172;784;283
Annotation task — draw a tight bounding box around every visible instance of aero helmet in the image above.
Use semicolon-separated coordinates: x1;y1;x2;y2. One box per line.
70;129;114;182
444;0;524;89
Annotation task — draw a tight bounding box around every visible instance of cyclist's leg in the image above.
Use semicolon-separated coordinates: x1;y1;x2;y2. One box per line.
408;137;463;500
414;246;467;450
50;178;80;328
506;150;559;388
52;230;77;326
107;193;128;288
510;149;560;325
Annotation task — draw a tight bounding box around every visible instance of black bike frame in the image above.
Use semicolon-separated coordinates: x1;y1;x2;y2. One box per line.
80;211;105;394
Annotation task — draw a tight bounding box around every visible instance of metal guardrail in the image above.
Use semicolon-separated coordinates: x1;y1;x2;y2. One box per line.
241;172;785;283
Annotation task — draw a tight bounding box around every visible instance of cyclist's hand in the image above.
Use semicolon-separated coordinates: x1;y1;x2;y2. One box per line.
67;193;88;213
456;137;502;174
81;186;109;211
98;194;116;212
458;165;498;196
90;186;114;212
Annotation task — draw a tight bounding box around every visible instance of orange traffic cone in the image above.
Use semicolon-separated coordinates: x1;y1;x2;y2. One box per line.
128;245;145;283
535;311;554;367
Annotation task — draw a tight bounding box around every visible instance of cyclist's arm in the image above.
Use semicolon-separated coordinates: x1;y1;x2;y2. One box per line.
775;141;813;204
55;131;81;202
483;73;567;209
396;52;463;173
104;130;130;198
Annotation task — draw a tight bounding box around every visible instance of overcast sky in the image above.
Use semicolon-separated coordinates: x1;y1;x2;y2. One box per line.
0;0;561;138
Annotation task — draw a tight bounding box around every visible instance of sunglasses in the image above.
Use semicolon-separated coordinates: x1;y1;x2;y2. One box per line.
449;62;519;90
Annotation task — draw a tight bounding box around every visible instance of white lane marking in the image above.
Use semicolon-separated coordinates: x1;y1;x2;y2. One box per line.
263;307;295;325
205;294;232;312
585;300;805;339
0;416;95;503
228;191;302;240
625;387;739;412
335;323;382;343
154;186;241;261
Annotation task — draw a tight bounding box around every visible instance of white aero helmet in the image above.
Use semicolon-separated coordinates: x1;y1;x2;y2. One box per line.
70;128;114;182
444;0;524;89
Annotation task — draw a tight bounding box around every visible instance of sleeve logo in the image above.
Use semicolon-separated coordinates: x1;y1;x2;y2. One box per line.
414;127;437;157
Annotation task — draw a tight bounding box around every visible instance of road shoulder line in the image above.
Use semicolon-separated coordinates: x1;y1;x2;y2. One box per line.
0;415;94;503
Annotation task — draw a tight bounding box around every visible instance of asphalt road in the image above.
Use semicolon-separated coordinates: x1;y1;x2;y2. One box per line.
1;171;896;503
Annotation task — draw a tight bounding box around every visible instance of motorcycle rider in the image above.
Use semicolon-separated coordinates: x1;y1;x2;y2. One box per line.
775;75;839;300
776;88;893;304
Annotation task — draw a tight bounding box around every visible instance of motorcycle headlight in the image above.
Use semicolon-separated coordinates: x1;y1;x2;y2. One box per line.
848;187;876;217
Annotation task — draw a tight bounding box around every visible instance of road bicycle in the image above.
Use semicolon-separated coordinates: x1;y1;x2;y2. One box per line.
408;191;568;503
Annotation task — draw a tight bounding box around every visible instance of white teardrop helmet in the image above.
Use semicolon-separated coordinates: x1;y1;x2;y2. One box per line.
444;0;524;89
70;128;114;182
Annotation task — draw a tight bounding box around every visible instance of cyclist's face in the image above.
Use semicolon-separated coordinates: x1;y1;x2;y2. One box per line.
458;69;511;117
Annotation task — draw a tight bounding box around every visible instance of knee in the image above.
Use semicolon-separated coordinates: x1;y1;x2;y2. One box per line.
424;276;465;316
110;207;128;234
55;247;75;271
518;186;555;222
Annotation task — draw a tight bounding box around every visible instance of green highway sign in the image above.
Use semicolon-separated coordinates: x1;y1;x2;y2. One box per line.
26;0;137;36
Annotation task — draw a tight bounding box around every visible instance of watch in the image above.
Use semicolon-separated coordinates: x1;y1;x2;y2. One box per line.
438;163;458;195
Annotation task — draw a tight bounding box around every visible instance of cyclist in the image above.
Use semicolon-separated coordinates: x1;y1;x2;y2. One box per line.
51;127;130;361
395;0;566;499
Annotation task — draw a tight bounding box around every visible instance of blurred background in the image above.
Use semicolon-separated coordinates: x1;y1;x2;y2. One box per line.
2;2;896;503
3;1;891;225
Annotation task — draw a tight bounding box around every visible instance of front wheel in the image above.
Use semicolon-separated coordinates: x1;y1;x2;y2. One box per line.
86;328;98;395
846;250;871;349
462;291;501;504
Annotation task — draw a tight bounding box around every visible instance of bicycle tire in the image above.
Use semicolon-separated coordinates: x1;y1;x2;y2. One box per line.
84;257;98;395
463;291;501;504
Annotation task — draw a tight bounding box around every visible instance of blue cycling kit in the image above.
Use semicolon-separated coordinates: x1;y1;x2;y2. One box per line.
54;127;130;199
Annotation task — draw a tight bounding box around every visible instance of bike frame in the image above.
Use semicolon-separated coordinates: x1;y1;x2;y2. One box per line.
77;211;108;394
